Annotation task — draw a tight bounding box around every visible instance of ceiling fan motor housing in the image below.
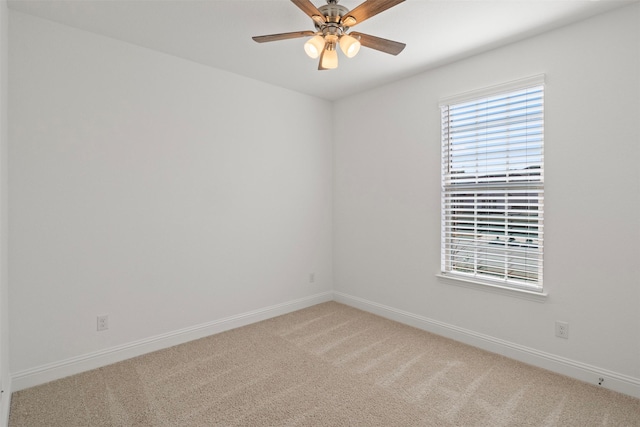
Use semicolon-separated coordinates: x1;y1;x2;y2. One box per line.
315;2;351;40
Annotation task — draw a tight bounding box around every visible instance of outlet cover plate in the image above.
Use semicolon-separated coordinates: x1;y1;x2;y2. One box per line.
555;321;569;339
97;315;109;331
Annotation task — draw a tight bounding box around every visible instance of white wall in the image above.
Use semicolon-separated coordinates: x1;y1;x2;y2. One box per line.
334;3;640;392
8;11;333;381
0;0;10;422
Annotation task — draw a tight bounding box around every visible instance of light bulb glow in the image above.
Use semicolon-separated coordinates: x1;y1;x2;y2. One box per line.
339;34;361;58
304;35;325;59
320;46;338;69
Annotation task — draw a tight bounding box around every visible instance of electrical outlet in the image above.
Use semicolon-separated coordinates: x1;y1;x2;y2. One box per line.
97;315;109;331
309;273;315;283
555;321;569;339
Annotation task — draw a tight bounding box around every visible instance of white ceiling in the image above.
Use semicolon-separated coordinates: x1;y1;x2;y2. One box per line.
7;0;637;100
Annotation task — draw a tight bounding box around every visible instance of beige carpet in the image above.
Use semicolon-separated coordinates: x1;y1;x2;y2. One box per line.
9;302;640;426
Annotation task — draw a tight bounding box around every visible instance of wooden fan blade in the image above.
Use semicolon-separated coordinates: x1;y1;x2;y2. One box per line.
291;0;326;24
342;0;405;27
252;31;315;43
350;32;405;55
318;49;329;70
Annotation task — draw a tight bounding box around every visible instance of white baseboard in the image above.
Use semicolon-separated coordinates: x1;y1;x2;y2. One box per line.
333;291;640;399
10;290;640;401
11;292;333;392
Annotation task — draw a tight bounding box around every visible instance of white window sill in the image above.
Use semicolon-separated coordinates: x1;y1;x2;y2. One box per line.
436;273;548;303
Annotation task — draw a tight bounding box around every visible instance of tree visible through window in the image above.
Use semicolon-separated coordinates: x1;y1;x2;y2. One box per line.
440;79;544;292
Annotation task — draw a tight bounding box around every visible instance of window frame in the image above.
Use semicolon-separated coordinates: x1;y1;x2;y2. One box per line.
438;75;546;296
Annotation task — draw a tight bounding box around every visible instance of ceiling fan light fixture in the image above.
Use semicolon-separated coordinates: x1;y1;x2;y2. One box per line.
304;35;326;59
252;0;407;70
320;44;338;69
339;34;361;58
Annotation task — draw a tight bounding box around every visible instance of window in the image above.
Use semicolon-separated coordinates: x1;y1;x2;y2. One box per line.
440;77;544;293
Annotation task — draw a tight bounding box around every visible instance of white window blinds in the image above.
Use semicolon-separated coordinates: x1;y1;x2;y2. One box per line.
440;80;544;291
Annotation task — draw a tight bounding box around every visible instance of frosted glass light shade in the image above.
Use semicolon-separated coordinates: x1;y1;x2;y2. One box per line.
320;47;338;69
339;34;361;58
304;35;325;59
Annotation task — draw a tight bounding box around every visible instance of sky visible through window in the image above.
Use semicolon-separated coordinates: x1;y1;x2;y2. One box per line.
446;87;544;183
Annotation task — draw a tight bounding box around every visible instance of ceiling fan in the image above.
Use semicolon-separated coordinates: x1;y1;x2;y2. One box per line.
252;0;406;70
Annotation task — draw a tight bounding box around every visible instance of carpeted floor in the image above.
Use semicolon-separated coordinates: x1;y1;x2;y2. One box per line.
9;302;640;426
